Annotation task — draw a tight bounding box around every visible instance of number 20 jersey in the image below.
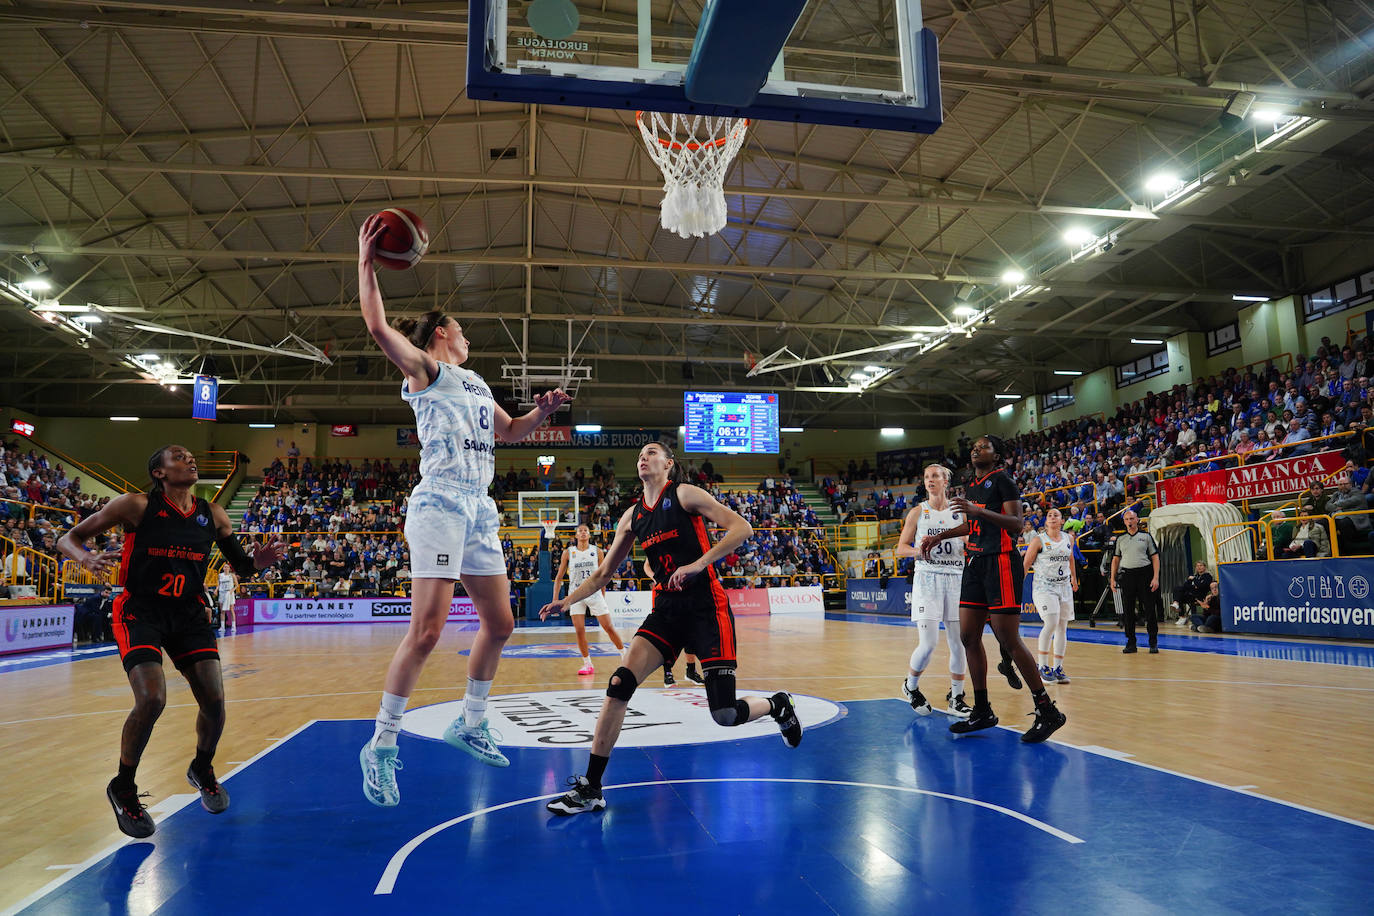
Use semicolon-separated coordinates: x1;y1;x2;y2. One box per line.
914;502;964;576
119;491;215;606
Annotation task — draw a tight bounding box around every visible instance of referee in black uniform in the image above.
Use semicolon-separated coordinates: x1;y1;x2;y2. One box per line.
1109;509;1160;653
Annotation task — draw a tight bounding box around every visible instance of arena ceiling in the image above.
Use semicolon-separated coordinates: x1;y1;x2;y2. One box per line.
1;0;1373;430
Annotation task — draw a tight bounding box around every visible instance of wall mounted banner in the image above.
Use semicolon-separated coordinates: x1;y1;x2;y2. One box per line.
1221;557;1374;639
504;426;665;449
192;375;217;421
1156;450;1347;506
846;577;911;616
1;604;74;656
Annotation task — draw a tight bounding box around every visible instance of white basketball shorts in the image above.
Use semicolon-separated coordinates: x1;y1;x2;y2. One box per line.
911;570;962;622
404;478;507;579
570;590;610;616
1032;581;1074;620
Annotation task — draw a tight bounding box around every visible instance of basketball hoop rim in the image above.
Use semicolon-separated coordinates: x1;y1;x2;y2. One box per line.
636;111;749;151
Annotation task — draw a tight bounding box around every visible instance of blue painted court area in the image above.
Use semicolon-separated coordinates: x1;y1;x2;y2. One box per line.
17;700;1372;915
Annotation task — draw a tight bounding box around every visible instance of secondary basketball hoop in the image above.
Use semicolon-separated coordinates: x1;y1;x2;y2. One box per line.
538;507;561;545
636;111;748;239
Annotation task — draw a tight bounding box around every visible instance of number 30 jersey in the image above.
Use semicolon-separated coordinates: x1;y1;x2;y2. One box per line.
401;361;496;491
913;502;965;576
119;491;215;606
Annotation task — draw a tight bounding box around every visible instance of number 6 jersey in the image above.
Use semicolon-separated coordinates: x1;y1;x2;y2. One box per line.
914;501;965;576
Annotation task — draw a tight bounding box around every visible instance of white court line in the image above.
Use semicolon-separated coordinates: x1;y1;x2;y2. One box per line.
0;719;319;916
1074;745;1134;759
373;776;1085;895
42;865;79;871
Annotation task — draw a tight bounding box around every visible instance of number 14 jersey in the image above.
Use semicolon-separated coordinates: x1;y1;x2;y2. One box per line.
914;501;965;576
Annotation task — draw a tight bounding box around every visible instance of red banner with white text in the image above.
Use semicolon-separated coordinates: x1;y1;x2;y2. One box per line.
1155;450;1347;506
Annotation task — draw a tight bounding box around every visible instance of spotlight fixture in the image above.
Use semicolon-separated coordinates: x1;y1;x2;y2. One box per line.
1219;91;1256;129
1062;227;1095;247
19;252;48;274
1000;269;1025;284
1145;172;1182;194
953;305;979;318
1131;338;1165;345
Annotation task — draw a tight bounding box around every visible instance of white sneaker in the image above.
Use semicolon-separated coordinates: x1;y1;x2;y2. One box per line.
443;718;510;768
360;742;403;807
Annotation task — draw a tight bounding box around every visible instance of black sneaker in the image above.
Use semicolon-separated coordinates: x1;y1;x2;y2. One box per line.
997;656;1023;690
902;681;932;715
950;707;998;734
945;690;973;718
1148;645;1159;654
1123;642;1138;654
1021;701;1067;743
685;666;705;685
770;692;804;748
186;763;231;814
546;776;606;816
663;670;676;687
106;779;155;838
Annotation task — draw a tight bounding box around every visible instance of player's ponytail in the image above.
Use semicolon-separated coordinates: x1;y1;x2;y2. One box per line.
147;445;173;493
391;310;446;350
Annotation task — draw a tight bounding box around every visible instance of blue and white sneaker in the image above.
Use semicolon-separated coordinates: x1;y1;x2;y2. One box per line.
360;742;403;807
1039;664;1057;684
1053;666;1070;684
443;717;510;768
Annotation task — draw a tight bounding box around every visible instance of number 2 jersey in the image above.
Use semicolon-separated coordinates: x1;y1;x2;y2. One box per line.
630;481;722;594
119;491;215;606
913;501;964;576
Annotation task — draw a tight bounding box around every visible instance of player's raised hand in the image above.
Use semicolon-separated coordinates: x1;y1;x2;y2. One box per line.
535;388;573;414
80;549;121;575
538;599;567;621
253;538;288;569
358;213;386;266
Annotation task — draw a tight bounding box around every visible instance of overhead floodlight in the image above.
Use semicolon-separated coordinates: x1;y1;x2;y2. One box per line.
74;313;101;324
249;423;275;429
19;277;51;292
994;393;1021;400
1232;294;1269;302
110;416;140;421
1000;269;1025;284
880;427;903;436
1062;227;1095;247
953;305;979;318
139;353;160;362
574;424;602;432
850;370;868;379
1251;107;1282;122
862;365;882;373
1145;172;1182;194
1219;90;1256;129
781;426;804;433
998;404;1014;416
1131;338;1165;345
1054;369;1083;376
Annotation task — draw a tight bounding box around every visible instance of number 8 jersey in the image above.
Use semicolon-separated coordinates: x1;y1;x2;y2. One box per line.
401;361;496;491
914;501;965;575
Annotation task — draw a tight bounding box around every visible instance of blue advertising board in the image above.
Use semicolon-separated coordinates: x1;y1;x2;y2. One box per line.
1221;557;1374;639
845;577;910;616
192;374;217;421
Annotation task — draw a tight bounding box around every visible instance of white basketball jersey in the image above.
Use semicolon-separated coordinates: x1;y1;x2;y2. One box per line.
401;361;496;490
567;545;599;589
217;568;234;594
1032;531;1074;585
914;502;964;575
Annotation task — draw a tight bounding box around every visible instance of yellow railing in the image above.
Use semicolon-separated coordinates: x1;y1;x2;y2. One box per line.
1213;521;1268;562
0;497;79;525
0;533;60;603
30;435;140;493
1024;481;1098;514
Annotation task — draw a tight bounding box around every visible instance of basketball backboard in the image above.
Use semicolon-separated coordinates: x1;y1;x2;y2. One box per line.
468;0;941;133
517;490;581;529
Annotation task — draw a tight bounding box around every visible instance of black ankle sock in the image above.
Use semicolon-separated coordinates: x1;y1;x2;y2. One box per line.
973;689;990;711
192;749;214;777
586;753;609;790
686;662;698;674
114;761;136;792
1032;689;1050;707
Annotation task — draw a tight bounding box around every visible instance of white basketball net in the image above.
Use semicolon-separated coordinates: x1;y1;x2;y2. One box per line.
540;519;559;542
637;111;749;239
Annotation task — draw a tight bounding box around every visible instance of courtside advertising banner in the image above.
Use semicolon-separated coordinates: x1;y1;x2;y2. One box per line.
846;577;911;615
605;590;652;628
1155;450;1346;506
251;597;477;624
725;587;771;615
1221;557;1374;639
0;604;74;656
766;585;825;616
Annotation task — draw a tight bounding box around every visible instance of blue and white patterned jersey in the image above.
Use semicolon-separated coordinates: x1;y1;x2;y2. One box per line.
401;361;496;491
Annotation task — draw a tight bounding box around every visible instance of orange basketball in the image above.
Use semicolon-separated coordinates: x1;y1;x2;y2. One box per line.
372;208;429;270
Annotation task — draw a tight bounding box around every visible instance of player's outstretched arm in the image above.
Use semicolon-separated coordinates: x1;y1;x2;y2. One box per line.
210;503;286;577
540;509;634;618
553;549;570;603
667;484;753;591
1023;535;1042;574
493;389;573;442
357;215;434;386
56;493;145;573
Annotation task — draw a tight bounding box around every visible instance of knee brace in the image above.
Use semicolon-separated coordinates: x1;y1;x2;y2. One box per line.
705;668;750;726
606;666;638;702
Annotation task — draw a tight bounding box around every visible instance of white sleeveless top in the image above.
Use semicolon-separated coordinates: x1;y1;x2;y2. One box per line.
913;502;964;576
1032;530;1074;586
401;361;496;491
217;568;234;593
567;545;599;589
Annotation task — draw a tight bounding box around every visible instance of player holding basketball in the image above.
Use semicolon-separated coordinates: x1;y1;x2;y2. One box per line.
550;523;626;675
541;441;802;815
1024;508;1077;684
896;464;971;717
56;445;285;837
356;215;571;806
919;436;1066;743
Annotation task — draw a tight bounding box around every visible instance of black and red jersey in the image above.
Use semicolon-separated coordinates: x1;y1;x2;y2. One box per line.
964;469;1019;555
630;481;720;591
118;491;215;606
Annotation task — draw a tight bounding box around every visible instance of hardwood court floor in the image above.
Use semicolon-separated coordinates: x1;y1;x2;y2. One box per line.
2;615;1372;912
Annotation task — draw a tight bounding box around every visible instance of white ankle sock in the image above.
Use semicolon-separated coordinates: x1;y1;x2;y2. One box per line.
372;691;407;748
951;680;964;697
463;677;493;729
905;674;919;691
